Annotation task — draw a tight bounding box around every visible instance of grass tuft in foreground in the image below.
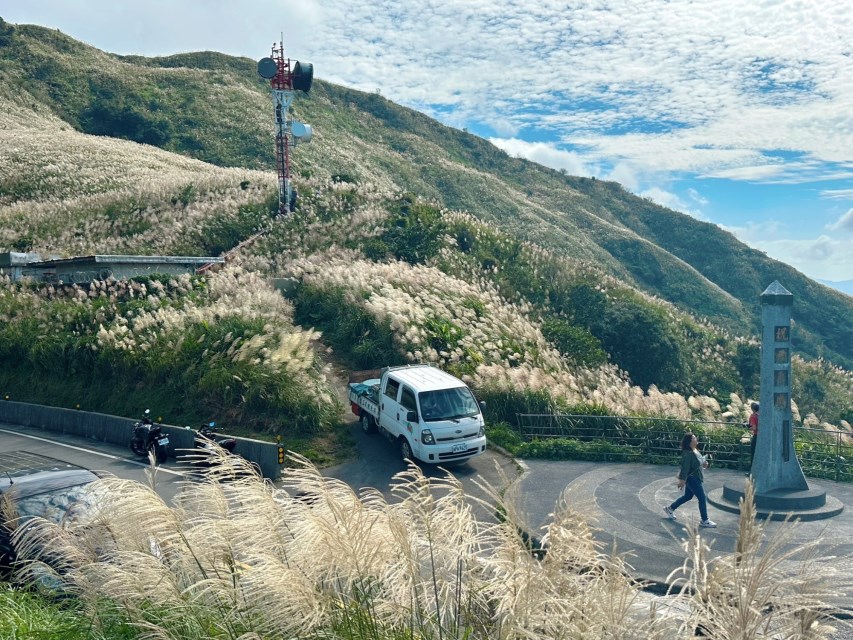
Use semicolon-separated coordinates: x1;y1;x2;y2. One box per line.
8;456;852;639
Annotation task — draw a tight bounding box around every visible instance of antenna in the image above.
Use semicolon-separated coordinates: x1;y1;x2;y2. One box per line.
257;37;314;215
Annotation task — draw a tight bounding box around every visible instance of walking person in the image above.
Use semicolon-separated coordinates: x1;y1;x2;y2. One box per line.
664;432;716;528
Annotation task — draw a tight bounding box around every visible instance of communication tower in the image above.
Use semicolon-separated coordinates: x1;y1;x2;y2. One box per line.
257;39;313;215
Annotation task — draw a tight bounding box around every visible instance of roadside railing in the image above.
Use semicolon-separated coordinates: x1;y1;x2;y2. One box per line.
515;414;853;482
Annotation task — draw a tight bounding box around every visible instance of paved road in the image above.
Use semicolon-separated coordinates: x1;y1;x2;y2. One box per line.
5;419;853;615
518;458;853;605
0;421;521;523
322;420;522;521
0;422;189;505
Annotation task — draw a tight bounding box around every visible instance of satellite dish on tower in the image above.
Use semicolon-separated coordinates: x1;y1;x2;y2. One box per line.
291;121;313;143
257;57;278;79
292;61;313;93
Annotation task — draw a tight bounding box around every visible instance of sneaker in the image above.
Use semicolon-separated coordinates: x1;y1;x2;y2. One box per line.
664;506;677;520
700;519;717;528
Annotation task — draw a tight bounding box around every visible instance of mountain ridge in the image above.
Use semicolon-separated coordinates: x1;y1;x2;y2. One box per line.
1;17;851;375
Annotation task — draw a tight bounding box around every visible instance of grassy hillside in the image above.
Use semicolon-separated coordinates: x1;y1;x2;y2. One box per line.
0;18;851;433
2;20;850;370
2;20;850;359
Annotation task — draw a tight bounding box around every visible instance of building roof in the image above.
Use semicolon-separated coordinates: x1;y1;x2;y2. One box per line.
32;255;224;267
0;252;51;267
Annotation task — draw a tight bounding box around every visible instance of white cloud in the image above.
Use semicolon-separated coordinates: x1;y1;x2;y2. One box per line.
754;235;853;282
724;219;786;241
822;189;853;201
488;138;593;177
605;163;640;191
724;222;853;281
827;209;853;234
639;187;698;218
704;164;785;181
687;188;708;206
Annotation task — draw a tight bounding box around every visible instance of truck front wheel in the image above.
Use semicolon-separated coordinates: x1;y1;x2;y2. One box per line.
360;412;376;434
399;437;414;461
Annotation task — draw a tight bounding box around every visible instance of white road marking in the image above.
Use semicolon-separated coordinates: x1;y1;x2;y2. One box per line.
0;427;187;477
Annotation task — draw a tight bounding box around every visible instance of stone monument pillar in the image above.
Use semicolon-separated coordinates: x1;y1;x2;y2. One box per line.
752;281;807;494
709;281;842;519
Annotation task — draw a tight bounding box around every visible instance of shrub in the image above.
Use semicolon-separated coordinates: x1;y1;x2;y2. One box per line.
0;268;339;435
595;296;686;391
541;318;607;367
380;195;448;264
484;421;525;450
476;388;556;427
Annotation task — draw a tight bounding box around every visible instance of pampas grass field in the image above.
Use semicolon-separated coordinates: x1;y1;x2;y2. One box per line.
8;451;851;639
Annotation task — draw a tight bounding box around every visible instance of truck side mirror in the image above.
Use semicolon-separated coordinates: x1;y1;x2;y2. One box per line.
406;410;418;423
479;401;486;410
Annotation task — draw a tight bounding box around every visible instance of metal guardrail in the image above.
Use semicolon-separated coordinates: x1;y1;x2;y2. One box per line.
515;414;853;482
0;400;285;479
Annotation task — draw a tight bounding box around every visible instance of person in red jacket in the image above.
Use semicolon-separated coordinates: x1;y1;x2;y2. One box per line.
748;402;759;467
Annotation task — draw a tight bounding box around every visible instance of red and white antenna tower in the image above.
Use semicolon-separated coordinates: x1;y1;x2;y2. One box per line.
257;38;313;215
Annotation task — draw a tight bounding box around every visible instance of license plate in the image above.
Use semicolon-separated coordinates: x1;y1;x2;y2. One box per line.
451;443;468;453
159;437;170;445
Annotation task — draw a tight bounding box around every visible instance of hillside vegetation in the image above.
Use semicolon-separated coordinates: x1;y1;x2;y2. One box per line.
0;18;851;440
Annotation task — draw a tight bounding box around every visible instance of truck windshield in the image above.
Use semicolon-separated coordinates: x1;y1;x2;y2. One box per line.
418;388;479;422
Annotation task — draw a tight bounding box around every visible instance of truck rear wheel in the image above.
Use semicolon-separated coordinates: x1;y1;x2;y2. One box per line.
360;412;376;434
399;437;413;461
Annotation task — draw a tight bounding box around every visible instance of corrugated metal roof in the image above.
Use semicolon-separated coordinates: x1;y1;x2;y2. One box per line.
33;255;225;267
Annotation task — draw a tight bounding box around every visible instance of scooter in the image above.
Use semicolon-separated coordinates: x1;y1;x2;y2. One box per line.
192;421;238;461
129;409;169;464
180;422;259;478
177;422;237;465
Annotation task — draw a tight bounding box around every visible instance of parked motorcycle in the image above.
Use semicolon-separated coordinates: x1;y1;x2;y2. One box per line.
191;421;238;462
180;422;259;478
129;409;169;464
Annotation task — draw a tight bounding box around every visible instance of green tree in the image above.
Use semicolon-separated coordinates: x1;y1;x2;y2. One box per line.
598;300;685;390
541;318;607;367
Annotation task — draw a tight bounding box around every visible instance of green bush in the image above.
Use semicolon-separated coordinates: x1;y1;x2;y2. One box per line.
515;437;645;462
0;276;339;436
476;388;556;427
490;412;772;475
541;318;607;367
594;295;685;391
379;195;448;264
485;421;525;450
196;201;271;256
0;585;137;640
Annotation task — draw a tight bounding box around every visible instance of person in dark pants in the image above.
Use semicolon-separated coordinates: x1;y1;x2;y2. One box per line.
748;402;760;469
664;432;716;528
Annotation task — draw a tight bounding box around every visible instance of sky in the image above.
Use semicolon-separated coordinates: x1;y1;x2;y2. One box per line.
4;1;853;285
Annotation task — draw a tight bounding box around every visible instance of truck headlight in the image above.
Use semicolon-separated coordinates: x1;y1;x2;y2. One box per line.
478;425;485;438
422;429;435;445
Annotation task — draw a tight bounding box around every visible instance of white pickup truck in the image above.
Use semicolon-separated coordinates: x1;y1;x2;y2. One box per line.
348;364;487;464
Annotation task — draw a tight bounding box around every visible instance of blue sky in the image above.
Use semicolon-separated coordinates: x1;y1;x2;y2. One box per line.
4;0;852;284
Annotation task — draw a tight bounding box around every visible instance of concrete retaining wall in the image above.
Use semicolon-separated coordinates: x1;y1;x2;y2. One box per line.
0;400;283;479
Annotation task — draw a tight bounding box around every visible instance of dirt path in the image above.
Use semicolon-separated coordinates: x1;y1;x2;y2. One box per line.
311;342;358;426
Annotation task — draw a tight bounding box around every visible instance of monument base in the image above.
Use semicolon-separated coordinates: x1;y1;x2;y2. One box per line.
708;480;843;521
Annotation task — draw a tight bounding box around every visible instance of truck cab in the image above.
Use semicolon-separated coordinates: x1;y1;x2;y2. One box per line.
351;365;487;464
